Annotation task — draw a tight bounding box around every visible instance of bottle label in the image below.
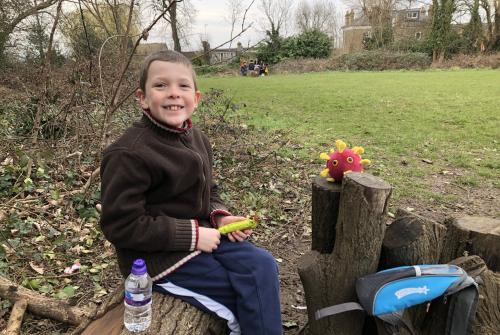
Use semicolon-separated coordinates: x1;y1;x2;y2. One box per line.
124;291;152;307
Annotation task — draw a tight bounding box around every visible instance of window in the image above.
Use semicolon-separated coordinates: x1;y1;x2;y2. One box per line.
415;32;422;39
407;11;418;19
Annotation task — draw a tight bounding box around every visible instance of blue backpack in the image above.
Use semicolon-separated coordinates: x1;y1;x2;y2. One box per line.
315;264;479;335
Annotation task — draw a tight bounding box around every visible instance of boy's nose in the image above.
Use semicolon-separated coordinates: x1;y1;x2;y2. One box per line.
167;87;181;98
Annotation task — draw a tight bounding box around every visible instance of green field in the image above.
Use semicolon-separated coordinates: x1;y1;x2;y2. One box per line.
199;70;500;204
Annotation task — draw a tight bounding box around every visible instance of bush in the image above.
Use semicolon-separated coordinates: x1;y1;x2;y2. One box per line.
194;64;227;75
285;29;332;59
389;38;433;55
340;50;431;70
271;51;432;73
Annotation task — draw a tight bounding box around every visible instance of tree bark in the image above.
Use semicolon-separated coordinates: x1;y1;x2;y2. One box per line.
81;291;225;335
311;176;342;254
0;275;89;325
440;216;500;272
420;256;500;335
298;173;392;335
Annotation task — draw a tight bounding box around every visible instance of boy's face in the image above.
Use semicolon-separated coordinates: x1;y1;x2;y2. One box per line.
137;61;201;128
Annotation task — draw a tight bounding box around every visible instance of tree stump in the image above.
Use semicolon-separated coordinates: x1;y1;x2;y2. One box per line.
440;216;500;272
420;256;500;335
378;209;447;332
311;177;342;253
81;291;226;335
298;173;392;335
380;209;447;269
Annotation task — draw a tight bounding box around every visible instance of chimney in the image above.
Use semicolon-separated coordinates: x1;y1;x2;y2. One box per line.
345;10;350;26
350;10;355;25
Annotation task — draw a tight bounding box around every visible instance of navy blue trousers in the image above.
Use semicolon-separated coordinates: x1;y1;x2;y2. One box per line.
154;238;282;335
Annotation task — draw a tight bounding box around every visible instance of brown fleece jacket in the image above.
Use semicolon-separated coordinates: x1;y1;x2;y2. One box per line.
100;114;228;279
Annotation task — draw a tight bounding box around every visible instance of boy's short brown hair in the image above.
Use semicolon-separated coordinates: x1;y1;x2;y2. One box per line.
139;50;198;92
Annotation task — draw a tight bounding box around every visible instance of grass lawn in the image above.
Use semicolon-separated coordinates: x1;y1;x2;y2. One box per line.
199;70;500;207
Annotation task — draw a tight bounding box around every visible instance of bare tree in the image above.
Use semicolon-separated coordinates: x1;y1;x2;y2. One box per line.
295;0;339;41
0;0;57;65
259;0;295;37
226;0;243;48
156;0;196;51
225;0;256;47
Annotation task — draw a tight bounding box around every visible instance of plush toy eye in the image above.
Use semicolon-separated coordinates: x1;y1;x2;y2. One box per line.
332;160;338;166
347;156;354;163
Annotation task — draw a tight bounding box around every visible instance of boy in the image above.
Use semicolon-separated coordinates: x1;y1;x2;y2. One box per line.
100;50;282;335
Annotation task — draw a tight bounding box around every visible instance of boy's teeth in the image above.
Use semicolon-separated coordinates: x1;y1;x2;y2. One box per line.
166;106;182;111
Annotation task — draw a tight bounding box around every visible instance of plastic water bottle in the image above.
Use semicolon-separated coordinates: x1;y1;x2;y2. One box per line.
124;259;152;332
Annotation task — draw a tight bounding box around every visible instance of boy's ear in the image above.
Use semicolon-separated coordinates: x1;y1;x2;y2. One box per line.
135;89;148;109
194;90;202;107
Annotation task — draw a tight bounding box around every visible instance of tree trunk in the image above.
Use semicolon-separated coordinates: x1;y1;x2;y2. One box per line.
298;173;392;335
420;256;500;335
81;291;225;335
440;216;500;272
379;209;447;332
311;176;342;254
169;0;181;52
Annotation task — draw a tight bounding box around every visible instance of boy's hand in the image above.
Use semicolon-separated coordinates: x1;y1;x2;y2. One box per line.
218;216;253;242
197;227;221;252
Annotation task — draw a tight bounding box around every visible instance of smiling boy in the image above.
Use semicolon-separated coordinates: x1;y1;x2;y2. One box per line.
100;50;282;334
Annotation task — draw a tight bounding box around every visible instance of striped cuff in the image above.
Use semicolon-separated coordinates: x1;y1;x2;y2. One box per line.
190;219;199;251
210;209;232;228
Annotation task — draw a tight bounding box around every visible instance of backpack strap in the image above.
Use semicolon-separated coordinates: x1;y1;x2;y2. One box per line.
315;302;364;320
445;284;479;335
378;311;416;335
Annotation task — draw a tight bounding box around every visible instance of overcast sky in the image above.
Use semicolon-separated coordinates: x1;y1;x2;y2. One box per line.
146;0;347;51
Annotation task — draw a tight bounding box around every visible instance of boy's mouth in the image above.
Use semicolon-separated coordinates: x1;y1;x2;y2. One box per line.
163;105;184;111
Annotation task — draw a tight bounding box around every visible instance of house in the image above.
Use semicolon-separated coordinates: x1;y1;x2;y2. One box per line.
342;7;431;53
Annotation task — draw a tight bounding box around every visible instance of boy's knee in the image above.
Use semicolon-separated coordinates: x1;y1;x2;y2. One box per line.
254;248;279;273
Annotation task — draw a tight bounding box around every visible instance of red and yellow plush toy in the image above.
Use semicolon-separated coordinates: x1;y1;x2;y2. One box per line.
320;139;371;183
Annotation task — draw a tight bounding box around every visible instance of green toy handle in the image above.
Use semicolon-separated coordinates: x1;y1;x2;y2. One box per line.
218;218;257;234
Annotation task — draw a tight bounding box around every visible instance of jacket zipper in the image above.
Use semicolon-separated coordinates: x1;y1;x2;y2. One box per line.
181;138;206;213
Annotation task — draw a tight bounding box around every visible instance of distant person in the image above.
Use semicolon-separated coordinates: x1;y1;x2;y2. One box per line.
264;63;270;76
248;60;255;71
240;61;248;76
259;63;265;76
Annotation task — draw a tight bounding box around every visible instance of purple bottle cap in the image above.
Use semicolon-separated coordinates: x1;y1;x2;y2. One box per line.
131;259;147;275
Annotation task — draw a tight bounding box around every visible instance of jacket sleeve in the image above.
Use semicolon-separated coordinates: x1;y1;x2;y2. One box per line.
100;149;198;252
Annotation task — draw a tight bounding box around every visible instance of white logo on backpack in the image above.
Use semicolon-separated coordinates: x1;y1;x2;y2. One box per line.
395;286;430;299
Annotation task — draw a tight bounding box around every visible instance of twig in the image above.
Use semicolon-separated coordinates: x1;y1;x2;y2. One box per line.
5;299;28;335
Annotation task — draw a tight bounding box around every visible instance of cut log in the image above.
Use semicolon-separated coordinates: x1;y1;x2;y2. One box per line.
420;256;500;335
379;209;447;332
380;208;447;269
299;173;392;335
4;299;27;335
0;275;89;325
440;216;500;272
81;291;226;335
311;177;342;253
